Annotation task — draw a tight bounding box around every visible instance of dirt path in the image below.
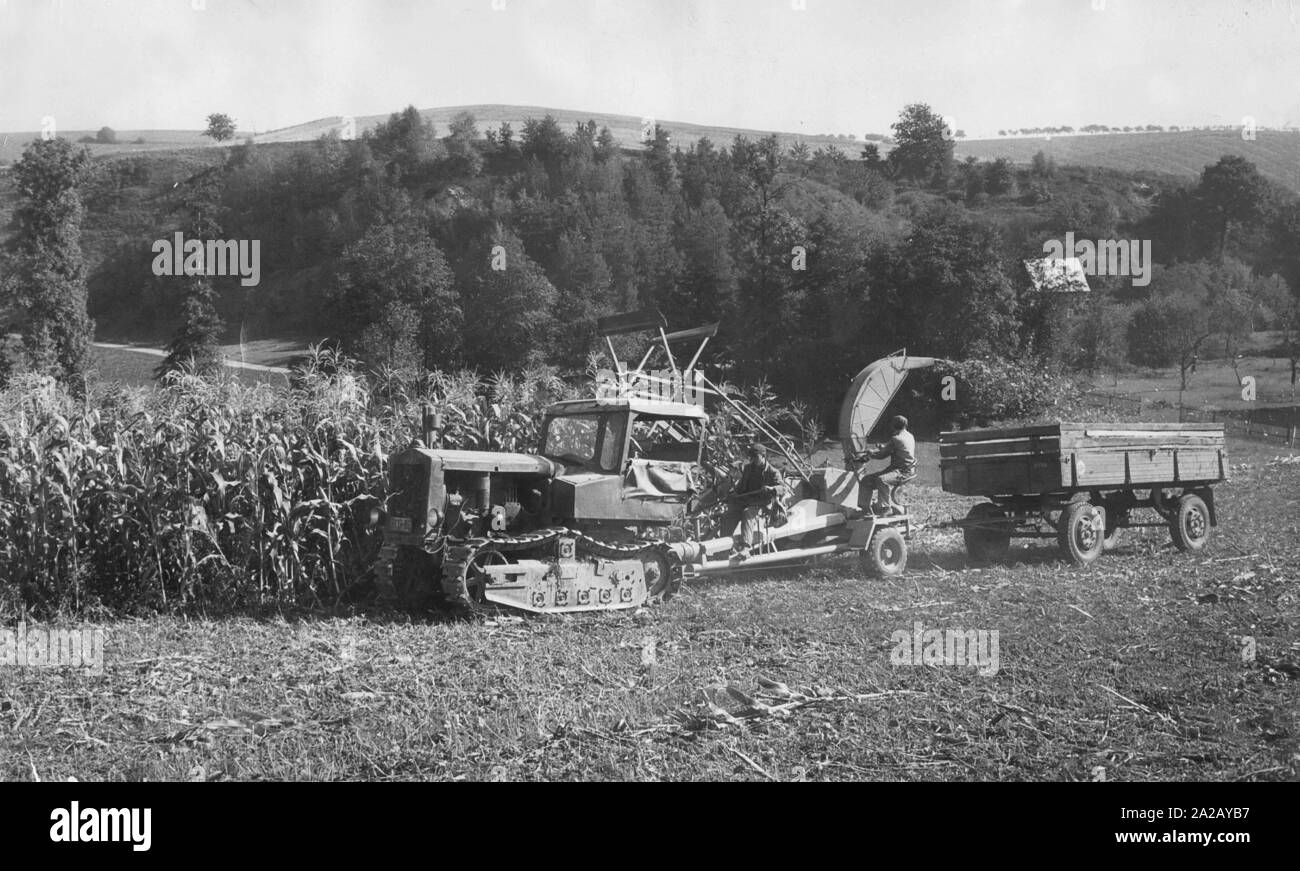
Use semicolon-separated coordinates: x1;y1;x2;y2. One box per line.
91;342;290;375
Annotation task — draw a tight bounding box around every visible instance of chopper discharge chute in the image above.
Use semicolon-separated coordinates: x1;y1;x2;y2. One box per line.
838;351;942;466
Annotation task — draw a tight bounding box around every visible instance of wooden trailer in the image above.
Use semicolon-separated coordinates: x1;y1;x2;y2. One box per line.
939;422;1228;565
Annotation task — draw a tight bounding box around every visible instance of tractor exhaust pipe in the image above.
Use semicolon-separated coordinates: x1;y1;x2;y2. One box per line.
421;404;442;448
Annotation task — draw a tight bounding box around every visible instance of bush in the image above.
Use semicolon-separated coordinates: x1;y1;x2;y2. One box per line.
96;126;118;144
940;357;1075;427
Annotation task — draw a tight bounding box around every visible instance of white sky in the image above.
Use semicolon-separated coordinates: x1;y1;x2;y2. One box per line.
1;0;1299;137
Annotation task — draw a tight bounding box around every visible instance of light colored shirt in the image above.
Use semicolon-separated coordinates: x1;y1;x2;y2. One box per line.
871;431;916;473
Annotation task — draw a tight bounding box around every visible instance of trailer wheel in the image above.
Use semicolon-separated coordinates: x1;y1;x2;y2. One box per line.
1058;502;1104;565
963;503;1011;563
1170;493;1210;552
865;527;907;577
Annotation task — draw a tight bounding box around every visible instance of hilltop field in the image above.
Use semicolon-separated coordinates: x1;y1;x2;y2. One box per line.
4;106;1297;193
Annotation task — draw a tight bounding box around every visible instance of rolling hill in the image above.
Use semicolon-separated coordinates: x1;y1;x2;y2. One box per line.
956;128;1300;192
4;105;1297;190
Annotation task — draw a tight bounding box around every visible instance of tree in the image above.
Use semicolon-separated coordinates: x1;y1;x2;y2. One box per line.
496;121;520;157
671;198;736;327
95;126;117;144
1278;295;1300;398
0;137;94;385
459;230;557;371
203;113;237;142
551;229;613;367
1030;150;1056;178
866;204;1019;361
444;110;483;177
887;103;953;187
860;142;882;168
367;105;445;180
1197;155;1267;261
643;124;677;190
1064;296;1130;381
157;278;225;378
1126;262;1239;397
156;174;226;379
447;111;479;142
959;156;985;201
984;158;1014;195
1128;293;1212;396
787;141;811;173
328;216;461;370
594;125;618;163
730;133;793;357
520;115;567;165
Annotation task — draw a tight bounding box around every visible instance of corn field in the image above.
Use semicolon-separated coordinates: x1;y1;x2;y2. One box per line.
0;348;575;617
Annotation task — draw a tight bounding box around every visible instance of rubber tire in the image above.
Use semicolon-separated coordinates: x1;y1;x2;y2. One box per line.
865;527;908;578
963;502;1011;563
1170;493;1210;552
1057;502;1104;565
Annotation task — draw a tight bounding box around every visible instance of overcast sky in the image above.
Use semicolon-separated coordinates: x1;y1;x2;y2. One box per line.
2;0;1299;137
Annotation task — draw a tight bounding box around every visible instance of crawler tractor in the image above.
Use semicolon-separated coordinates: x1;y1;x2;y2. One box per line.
375;311;938;613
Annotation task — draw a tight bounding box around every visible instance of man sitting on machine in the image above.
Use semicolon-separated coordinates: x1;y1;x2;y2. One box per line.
856;414;916;516
720;443;781;561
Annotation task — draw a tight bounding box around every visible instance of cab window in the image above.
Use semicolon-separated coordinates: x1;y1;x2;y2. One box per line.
541;414;625;472
627;414;702;463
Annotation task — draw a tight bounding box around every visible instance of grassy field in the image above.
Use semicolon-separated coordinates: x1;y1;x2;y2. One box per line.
958;129;1300;193
0;129;223;166
1096;357;1298;411
3;435;1295;782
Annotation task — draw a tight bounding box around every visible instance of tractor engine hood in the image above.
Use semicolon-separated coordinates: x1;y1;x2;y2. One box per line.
398;447;561;476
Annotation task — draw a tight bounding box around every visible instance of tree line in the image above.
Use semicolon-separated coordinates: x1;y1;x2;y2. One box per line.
3;101;1299;419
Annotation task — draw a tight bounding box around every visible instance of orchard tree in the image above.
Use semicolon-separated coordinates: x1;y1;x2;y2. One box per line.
0;137;94;384
1128;293;1212;396
203;113;237;142
1126;262;1235;396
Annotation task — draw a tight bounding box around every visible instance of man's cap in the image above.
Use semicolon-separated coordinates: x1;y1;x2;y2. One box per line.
747;443;767;456
890;415;908;431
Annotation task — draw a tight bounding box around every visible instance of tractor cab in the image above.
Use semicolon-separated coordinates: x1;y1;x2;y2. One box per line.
540;397;706;526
